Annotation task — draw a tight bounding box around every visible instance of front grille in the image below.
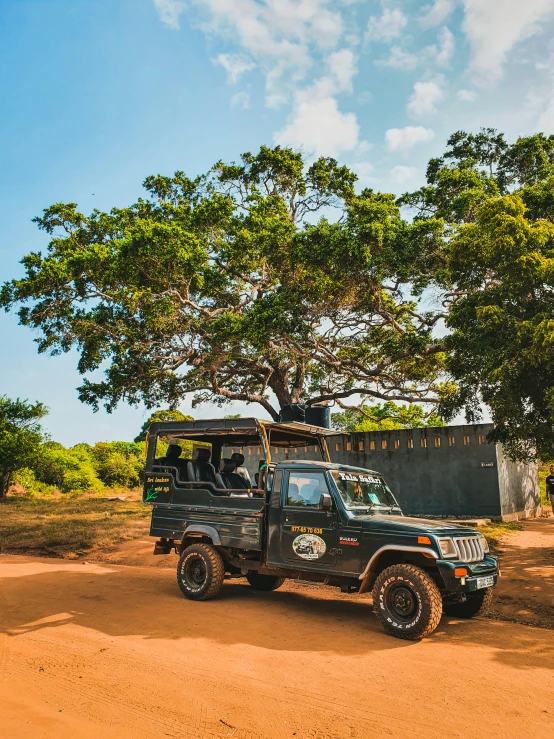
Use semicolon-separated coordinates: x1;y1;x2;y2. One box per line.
453;536;484;562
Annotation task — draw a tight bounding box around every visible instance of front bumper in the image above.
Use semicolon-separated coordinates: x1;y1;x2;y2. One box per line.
436;555;499;593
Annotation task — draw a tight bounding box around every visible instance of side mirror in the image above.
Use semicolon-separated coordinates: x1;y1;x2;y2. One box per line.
319;493;332;511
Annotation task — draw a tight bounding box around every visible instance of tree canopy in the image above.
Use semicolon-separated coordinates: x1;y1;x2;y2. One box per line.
332;401;444;433
402;129;554;458
0;146;445;423
134;408;192;443
3;134;554;458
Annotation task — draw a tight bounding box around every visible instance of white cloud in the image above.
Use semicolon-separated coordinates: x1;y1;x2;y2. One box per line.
187;0;346;108
275;92;359;157
457;88;477;101
366;8;407;42
231;91;251;109
432;26;455;67
390;164;419;185
420;0;457;28
408;78;445;118
385;126;435;151
537;96;554;131
356;140;373;156
376;46;419;70
352;162;375;186
213;53;255;83
274;50;359;157
390;165;419;184
327;48;356;93
358;90;373;105
154;0;185;30
462;0;554;85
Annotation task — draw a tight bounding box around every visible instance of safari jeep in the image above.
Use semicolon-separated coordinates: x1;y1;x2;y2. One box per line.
143;417;499;640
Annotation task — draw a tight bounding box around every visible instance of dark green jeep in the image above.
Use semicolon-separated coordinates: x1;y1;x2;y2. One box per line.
143;417;499;640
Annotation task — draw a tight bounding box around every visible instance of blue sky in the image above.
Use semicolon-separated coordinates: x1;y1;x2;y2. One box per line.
1;0;554;444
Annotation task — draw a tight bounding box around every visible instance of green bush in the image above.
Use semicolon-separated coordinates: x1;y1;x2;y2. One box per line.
90;441;144;487
34;442;103;493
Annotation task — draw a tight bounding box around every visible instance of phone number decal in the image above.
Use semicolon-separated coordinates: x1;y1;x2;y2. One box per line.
291;526;323;535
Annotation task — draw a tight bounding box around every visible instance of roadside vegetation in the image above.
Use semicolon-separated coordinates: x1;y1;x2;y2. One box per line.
0;492;150;557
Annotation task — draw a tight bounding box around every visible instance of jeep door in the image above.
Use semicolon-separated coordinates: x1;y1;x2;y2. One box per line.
279;470;339;567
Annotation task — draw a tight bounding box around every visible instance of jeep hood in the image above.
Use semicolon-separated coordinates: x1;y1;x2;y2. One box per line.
360;515;479;538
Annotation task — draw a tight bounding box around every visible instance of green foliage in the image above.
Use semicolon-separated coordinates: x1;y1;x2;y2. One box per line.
34;442;104;494
134;408;192;442
332;402;444;432
1;146;446;421
4;135;554;456
0;396;48;497
89;441;144;487
538;461;554;507
403;129;554;460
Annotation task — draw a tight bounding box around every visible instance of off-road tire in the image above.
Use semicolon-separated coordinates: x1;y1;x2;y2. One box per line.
246;572;286;591
177;543;225;601
372;564;442;640
443;587;494;618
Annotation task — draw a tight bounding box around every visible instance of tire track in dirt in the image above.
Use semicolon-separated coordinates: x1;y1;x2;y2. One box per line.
6;628;454;739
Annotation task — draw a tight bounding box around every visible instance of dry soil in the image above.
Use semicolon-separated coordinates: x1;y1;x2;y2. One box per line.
1;520;553;739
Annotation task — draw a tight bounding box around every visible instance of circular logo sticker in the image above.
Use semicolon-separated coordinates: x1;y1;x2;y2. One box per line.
292;534;327;560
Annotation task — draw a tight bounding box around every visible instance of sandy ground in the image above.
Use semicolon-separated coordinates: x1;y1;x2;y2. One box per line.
1;521;553;739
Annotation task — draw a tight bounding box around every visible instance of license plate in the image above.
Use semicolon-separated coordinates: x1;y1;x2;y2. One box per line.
476;576;494;589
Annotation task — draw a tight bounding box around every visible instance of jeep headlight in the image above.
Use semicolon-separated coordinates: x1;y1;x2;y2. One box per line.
438;537;457;558
479;533;490;554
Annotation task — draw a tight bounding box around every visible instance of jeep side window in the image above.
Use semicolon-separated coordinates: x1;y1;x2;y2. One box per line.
286;472;329;507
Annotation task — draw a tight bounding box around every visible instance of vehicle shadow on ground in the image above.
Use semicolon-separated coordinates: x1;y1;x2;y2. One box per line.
0;560;404;655
0;556;553;669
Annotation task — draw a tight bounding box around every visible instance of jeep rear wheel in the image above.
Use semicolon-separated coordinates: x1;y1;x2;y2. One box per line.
246;572;285;591
372;564;442;640
443;587;493;618
177;543;225;601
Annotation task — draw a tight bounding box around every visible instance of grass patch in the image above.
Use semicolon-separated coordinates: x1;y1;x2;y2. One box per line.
476;521;522;553
0;492;150;557
538;461;553;508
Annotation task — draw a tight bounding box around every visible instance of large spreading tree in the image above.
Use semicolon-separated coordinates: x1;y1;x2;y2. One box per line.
0;147;446;422
3;135;554;458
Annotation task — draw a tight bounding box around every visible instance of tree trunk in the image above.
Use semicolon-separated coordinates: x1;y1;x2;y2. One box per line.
0;473;10;499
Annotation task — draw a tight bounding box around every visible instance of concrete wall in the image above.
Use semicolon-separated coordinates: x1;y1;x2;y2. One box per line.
227;423;539;520
496;444;541;519
328;424;504;518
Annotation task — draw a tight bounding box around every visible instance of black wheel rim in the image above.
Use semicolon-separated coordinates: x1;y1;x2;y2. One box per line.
385;584;418;623
183;556;207;589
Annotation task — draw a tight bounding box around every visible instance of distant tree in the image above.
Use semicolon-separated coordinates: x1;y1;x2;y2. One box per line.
332;401;444;433
134;409;192;443
0;396;48;497
34;442;103;494
90;441;144;487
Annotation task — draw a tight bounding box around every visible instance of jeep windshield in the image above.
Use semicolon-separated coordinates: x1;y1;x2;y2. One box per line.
331;471;399;512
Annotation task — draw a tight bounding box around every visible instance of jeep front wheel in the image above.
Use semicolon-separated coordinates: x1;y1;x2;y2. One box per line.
246;572;285;591
372;564;442;640
177;543;225;601
443;587;493;618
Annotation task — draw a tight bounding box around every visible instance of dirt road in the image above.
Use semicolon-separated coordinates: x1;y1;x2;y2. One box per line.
1;524;553;739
